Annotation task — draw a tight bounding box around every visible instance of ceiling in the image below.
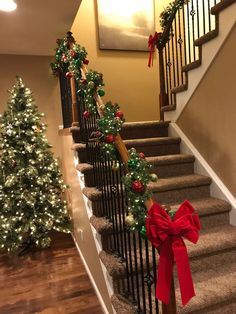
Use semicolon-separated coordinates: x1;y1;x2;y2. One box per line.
0;0;82;56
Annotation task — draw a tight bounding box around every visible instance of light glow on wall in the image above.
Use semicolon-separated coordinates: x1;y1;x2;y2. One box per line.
0;0;17;12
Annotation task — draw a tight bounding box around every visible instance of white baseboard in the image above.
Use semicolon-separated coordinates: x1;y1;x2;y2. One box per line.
74;158;116;313
169;123;236;225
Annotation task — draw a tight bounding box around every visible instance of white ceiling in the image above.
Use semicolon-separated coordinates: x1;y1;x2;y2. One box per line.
0;0;81;56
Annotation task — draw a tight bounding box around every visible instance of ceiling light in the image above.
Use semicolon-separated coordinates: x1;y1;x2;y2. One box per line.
0;0;17;12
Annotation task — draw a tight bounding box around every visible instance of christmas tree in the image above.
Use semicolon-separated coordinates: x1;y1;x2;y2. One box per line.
0;77;71;253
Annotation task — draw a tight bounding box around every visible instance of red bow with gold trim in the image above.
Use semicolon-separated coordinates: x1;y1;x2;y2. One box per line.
146;200;200;306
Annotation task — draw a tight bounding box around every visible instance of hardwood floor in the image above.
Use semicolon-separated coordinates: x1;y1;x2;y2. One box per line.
0;232;103;314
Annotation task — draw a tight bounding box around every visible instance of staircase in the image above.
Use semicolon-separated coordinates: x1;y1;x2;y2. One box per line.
71;121;236;313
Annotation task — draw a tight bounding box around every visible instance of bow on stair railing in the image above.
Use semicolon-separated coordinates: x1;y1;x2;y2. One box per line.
51;30;200;314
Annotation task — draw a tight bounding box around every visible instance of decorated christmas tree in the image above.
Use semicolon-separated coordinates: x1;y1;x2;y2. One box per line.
0;77;71;253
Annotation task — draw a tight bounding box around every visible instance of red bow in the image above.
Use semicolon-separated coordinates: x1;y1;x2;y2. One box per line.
146;200;200;306
148;32;159;67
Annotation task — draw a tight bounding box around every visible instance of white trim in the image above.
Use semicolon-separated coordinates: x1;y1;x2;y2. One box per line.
169;123;236;225
72;235;111;314
165;3;236;122
73;158;116;313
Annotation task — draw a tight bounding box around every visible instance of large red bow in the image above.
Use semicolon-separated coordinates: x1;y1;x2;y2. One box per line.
148;32;159;67
146;200;200;306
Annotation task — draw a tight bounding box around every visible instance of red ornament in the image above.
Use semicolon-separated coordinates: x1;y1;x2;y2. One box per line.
139;152;146;159
81;79;87;85
95;131;102;138
61;54;68;63
115;111;124;119
131;180;144;193
105;134;115;143
70;50;77;58
83;59;89;65
66;72;72;79
83;111;91;119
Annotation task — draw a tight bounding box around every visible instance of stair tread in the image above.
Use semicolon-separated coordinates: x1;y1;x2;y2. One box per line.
76;162;93;173
171;197;231;216
148;174;211;192
186;224;236;258
146;154;195;165
177;258;236;313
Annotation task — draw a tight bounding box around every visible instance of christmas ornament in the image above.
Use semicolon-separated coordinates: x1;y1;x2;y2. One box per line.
112;161;120;172
125;213;135;226
98;89;105;97
70;50;77;58
105;134;115;143
139;152;146;159
83;111;91;119
66;72;72;79
132;180;145;193
115;111;124;119
140;225;148;240
128;159;138;170
150;173;158;182
83;59;89;65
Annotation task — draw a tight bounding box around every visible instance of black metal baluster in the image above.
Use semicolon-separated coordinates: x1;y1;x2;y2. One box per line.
174;17;180;87
208;0;212;32
164;47;171;105
133;233;141;312
167;41;173;104
170;26;177;88
144;240;153;313
138;234;146;313
177;9;184;84
202;0;206;35
152;246;159;313
186;0;192;64
190;0;196;61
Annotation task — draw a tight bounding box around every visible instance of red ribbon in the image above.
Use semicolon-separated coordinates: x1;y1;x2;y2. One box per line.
146;200;200;306
148;32;159;67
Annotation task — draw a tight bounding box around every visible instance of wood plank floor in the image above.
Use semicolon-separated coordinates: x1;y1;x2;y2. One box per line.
0;232;103;314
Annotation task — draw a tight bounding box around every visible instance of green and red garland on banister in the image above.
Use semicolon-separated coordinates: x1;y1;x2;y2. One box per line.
148;0;186;66
51;32;200;307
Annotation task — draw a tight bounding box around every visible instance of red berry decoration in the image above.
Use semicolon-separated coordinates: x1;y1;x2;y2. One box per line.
66;72;72;79
105;134;115;143
115;111;124;119
70;50;77;58
131;180;145;193
83;59;89;65
81;79;87;85
83;111;91;119
139;152;146;159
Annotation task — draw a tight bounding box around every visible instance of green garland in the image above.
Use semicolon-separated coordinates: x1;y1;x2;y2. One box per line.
78;70;105;116
96;102;125;159
123;148;158;232
50;34;87;81
157;0;186;50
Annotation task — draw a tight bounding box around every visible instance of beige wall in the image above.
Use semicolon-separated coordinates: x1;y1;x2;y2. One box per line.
177;25;236;196
0;55;62;157
71;0;170;122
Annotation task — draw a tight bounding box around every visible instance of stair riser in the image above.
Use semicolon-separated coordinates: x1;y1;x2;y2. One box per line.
126;142;180;157
82;161;195;187
76;142;181;163
120;126;168;140
152;185;210;204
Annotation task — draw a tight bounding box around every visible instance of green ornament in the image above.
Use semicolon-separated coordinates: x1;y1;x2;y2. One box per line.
140;226;148;240
127;159;138;170
98;89;105;97
74;59;82;67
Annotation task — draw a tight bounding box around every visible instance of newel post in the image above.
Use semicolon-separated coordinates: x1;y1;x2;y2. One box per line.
158;48;168;121
162;276;177;314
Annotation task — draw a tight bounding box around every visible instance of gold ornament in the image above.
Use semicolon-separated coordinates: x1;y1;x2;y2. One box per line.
125;213;135;226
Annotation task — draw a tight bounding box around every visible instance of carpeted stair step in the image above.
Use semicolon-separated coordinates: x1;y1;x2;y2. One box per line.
123;137;181;157
90;197;231;253
176;254;236;313
146;154;195;178
77;154;196;187
73;137;181;163
120;121;169;140
70;121;170;144
149;174;211;204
